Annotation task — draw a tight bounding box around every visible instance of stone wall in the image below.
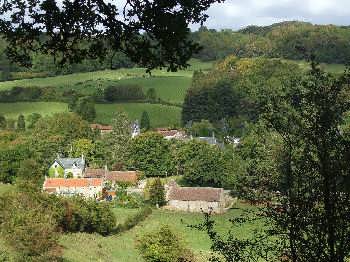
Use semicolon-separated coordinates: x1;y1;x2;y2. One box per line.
167;200;224;213
53;186;102;198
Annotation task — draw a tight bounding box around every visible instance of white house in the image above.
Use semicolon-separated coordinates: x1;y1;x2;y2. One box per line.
43;177;103;199
49;155;86;178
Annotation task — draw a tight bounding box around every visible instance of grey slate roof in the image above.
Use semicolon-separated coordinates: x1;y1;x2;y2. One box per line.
55;157;85;169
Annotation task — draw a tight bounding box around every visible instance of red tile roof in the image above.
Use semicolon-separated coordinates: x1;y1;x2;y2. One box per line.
43;178;103;188
105;171;139;184
168;186;223;202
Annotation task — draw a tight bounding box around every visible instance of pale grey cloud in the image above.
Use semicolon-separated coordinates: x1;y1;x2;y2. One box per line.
197;0;350;30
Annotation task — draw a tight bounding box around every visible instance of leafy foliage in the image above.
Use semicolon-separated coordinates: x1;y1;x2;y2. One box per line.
192;22;350;64
0;0;222;71
146;177;166;207
129;132;175;177
140;111;150;131
137;225;194;262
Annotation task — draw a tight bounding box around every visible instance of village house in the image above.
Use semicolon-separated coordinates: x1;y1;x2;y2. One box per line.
49;155;85;178
84;167;108;178
155;128;187;140
43;177;103;198
165;181;231;213
90;124;113;135
104;171;139;186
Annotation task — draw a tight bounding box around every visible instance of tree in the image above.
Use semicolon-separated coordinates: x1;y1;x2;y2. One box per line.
0;0;222;72
140;111;150;131
129;132;174;177
0;192;62;261
198;63;350;262
0;114;6;129
147;178;166;207
103;111;132;166
74;97;96;122
71;138;94;159
27;113;42;129
260;63;350;261
16;159;45;192
190;119;215;137
6;119;15;130
146;88;157;102
137;225;194;262
17;114;25;130
174;140;227;187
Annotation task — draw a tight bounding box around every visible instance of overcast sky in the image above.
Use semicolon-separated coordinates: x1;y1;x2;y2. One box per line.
196;0;350;30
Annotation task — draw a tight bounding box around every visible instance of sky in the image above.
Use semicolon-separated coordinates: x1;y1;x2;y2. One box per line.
197;0;350;30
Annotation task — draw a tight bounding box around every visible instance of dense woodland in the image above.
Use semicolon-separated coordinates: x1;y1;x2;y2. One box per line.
1;21;350;81
192;21;350;63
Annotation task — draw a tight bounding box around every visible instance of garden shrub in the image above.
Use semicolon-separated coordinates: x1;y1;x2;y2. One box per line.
104;84;145;102
145;177;166;207
114;206;152;233
136;225;195;262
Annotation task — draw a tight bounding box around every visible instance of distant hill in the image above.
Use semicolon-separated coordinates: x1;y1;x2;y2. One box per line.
192;21;350;64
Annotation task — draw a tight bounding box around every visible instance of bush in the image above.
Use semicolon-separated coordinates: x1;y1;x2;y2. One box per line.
114;206;152;233
104;84;145;102
146;178;166;207
136;225;194;262
0;192;62;262
59;196;116;235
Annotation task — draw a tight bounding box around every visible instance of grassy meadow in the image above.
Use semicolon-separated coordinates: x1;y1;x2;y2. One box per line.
0;184;260;262
61;203;260;262
0;102;182;127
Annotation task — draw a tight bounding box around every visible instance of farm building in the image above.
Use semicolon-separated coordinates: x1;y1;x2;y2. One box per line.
105;171;139;186
155;128;187;140
43;178;103;198
90;124;113;135
84;167;108;178
165;181;230;213
49;155;85;178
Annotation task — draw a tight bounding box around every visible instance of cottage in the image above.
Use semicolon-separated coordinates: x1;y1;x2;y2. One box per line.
49;155;85;178
156;128;187;140
43;178;103;198
90;124;113;135
84;167;108;178
165;181;229;213
105;171;139;186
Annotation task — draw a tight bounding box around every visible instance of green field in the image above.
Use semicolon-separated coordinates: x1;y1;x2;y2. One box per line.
0;102;181;128
0;183;13;195
0;59;212;104
0;184;259;262
61;203;259;262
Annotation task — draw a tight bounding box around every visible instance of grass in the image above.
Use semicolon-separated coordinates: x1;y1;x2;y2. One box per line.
0;102;68;120
0;183;14;195
288;60;346;74
0;59;212;104
0;102;181;128
61;202;260;262
96;103;181;127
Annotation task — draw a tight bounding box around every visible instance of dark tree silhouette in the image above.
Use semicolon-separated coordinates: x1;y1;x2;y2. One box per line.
0;0;223;71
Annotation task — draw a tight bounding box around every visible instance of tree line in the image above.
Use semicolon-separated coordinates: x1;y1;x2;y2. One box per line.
192;21;350;64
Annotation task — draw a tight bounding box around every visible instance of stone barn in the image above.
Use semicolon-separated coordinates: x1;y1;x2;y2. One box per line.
165;181;229;213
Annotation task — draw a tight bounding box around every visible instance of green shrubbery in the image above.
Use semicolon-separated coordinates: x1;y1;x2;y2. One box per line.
137;225;194;262
115;206;152;233
104;84;145;102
